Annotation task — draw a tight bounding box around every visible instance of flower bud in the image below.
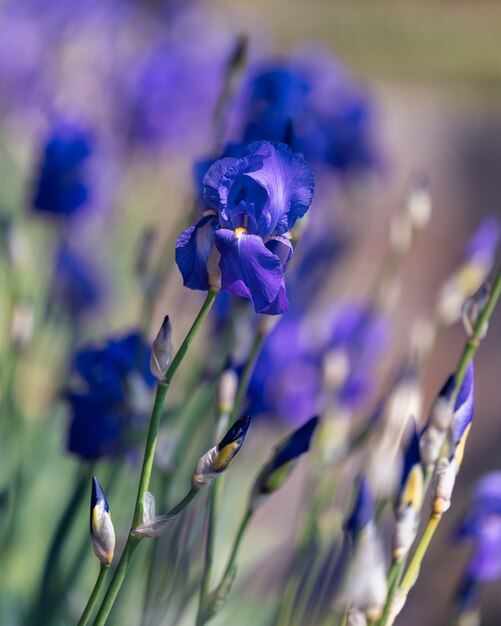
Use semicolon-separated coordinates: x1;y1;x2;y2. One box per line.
462;282;490;338
132;491;175;538
150;316;173;381
250;416;319;506
218;367;238;415
432;457;457;515
393;421;423;560
192;415;251;489
406;177;431;230
347;608;367;626
90;476;115;567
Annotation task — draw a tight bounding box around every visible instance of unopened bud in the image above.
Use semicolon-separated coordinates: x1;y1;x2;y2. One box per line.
461;282;490;338
393;506;420;561
90;477;115;567
406;177;431;230
322;349;350;393
150;316;173;381
347;608;367;626
218;367;238;415
192;415;251;489
432;457;457;515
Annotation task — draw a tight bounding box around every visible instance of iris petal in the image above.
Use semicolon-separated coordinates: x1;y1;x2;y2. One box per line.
175;212;217;290
244;141;315;238
214;229;283;313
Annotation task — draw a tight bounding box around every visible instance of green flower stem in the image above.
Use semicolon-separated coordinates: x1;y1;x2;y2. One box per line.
196;324;267;626
197;479;223;623
395;268;501;607
94;489;198;626
221;506;253;583
339;608;349;626
78;566;109;626
230;326;267;425
91;290;217;625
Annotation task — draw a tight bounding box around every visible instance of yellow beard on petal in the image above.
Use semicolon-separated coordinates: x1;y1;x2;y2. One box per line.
234;227;247;239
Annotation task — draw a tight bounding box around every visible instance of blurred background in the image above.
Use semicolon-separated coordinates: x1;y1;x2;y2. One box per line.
1;1;501;625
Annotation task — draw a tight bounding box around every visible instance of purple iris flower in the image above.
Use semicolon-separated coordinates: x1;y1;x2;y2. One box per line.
239;48;378;175
176;141;315;314
66;332;156;460
455;472;501;583
32;122;93;217
247;302;390;424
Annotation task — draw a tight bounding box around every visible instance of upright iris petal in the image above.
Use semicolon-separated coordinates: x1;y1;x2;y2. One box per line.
176;141;315;314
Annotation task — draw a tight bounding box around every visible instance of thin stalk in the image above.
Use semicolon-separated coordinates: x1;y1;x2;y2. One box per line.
94;490;198;626
229;327;266;424
196;324;267;625
220;507;253;584
394;268;501;607
339;608;349;626
91;291;217;625
196;481;223;624
78;566;108;626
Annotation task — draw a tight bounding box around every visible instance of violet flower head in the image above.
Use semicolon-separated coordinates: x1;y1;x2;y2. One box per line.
66;332;155;460
176;141;315;314
455;472;501;583
32;122;93;217
241;49;378;175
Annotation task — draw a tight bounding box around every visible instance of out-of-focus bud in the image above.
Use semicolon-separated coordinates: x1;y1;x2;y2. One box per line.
450;362;474;468
90;476;115;567
339;477;387;621
345;476;375;540
384;364;422;432
420;374;455;469
461;282;490;338
132;491;175;538
406;176;431;231
218;366;238;415
410;317;437;362
437;217;499;325
347;608;367;626
192;414;251;489
393;421;423;560
10;301;34;350
322;349;350;393
150;316;173;381
250;416;319;506
432;456;457;515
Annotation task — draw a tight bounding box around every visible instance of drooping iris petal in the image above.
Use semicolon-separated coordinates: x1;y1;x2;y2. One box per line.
214;229;283;313
260;236;294;315
175;212;217;291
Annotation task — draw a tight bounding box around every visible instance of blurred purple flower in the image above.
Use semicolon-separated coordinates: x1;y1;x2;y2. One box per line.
239;48;379;175
247;302;390;424
51;242;104;320
453;472;501;620
176;141;315;314
464;216;500;267
32;122;93;217
66;332;155;460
